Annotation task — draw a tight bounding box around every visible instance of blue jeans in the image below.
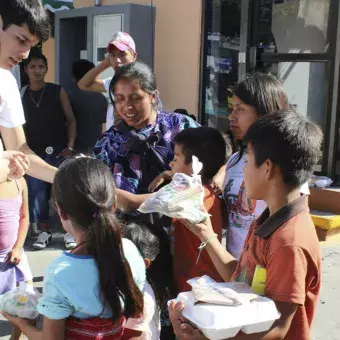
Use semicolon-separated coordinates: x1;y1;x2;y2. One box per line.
26;153;62;224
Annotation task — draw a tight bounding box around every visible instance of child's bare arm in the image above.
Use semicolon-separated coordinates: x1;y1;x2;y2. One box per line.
14;179;29;248
3;313;66;340
182;215;238;282
116;189;151;211
7;178;29;264
148;170;173;193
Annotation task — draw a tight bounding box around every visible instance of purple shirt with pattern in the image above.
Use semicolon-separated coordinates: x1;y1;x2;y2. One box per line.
93;111;199;194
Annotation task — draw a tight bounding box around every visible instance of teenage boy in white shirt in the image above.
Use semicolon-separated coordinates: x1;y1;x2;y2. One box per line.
0;0;57;184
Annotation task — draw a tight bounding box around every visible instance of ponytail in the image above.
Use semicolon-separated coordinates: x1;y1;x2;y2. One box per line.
87;210;144;320
52;157;144;323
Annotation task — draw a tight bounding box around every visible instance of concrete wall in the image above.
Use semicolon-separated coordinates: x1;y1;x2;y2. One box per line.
45;0;202;116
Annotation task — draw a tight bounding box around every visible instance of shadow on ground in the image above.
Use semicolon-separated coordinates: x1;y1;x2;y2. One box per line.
0;320;12;337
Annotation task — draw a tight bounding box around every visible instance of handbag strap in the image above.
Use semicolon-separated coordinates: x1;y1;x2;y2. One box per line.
116;120;162;157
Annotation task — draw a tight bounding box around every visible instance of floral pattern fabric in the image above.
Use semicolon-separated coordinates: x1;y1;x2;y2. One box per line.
93;112;199;194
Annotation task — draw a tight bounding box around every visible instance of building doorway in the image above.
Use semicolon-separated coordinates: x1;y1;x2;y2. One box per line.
200;0;340;177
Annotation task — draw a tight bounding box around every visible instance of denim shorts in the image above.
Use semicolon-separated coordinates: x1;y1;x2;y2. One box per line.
26;153;62;224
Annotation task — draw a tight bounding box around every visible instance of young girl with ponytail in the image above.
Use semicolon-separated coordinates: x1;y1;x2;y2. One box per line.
2;156;145;340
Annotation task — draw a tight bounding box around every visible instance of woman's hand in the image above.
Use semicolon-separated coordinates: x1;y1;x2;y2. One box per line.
6;247;22;265
1;311;33;330
169;301;207;340
181;213;215;242
148;170;173;192
211;165;226;196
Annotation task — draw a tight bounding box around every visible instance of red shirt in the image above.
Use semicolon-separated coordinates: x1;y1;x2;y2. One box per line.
173;185;223;292
231;195;321;340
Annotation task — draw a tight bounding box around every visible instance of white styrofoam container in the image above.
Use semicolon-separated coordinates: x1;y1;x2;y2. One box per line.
170;292;280;340
171;292;247;339
241;296;281;334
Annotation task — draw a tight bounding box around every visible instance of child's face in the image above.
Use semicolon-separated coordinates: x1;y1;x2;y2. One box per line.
170;144;192;176
243;143;267;200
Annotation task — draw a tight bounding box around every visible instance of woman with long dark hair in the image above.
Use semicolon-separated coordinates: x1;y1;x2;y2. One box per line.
223;73;309;259
93;62;198;337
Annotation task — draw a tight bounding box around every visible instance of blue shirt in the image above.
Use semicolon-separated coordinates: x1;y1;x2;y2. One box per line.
37;238;146;320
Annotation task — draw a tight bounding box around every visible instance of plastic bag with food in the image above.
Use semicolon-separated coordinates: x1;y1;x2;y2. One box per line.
0;282;41;319
138;156;208;223
187;276;259;306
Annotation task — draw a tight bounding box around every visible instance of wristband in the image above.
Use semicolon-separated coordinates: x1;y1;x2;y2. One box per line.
196;233;218;264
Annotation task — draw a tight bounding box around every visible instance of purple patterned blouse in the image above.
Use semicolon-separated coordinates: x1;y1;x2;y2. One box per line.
93;111;199;194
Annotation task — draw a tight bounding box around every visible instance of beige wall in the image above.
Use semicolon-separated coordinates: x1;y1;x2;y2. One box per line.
73;0;202;116
42;37;55;83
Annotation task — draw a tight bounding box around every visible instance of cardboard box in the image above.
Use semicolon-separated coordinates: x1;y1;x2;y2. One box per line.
309;187;340;215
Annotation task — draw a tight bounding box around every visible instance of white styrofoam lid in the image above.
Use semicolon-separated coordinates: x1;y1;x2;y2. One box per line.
174;292;280;332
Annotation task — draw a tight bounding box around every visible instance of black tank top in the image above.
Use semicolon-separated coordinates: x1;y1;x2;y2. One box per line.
22;83;68;155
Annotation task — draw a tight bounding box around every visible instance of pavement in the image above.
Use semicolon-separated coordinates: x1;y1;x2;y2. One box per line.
0;231;63;340
0;233;340;339
311;240;340;340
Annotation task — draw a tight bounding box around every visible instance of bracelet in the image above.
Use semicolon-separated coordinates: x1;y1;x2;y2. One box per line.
196;233;218;264
67;146;74;151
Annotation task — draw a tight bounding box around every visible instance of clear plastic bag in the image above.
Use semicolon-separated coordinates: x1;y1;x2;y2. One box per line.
138;156;209;223
0;282;41;319
187;276;258;306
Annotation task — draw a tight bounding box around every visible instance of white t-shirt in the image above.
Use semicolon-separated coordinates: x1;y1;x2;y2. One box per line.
10;65;21;89
0;68;26;129
125;282;161;340
103;77;114;130
0;68;26;156
223;152;310;260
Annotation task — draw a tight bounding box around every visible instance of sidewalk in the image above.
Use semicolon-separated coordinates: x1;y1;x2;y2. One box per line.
311;238;340;340
0;237;339;339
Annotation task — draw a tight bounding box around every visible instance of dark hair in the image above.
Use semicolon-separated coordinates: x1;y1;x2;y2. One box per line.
174;127;229;183
52;157;144;322
233;73;289;118
222;131;233;160
0;0;50;42
72;59;95;82
174;108;189;115
174;109;197;121
109;61;161;110
124;223;167;306
244;109;323;187
25;51;48;67
230;73;289;166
